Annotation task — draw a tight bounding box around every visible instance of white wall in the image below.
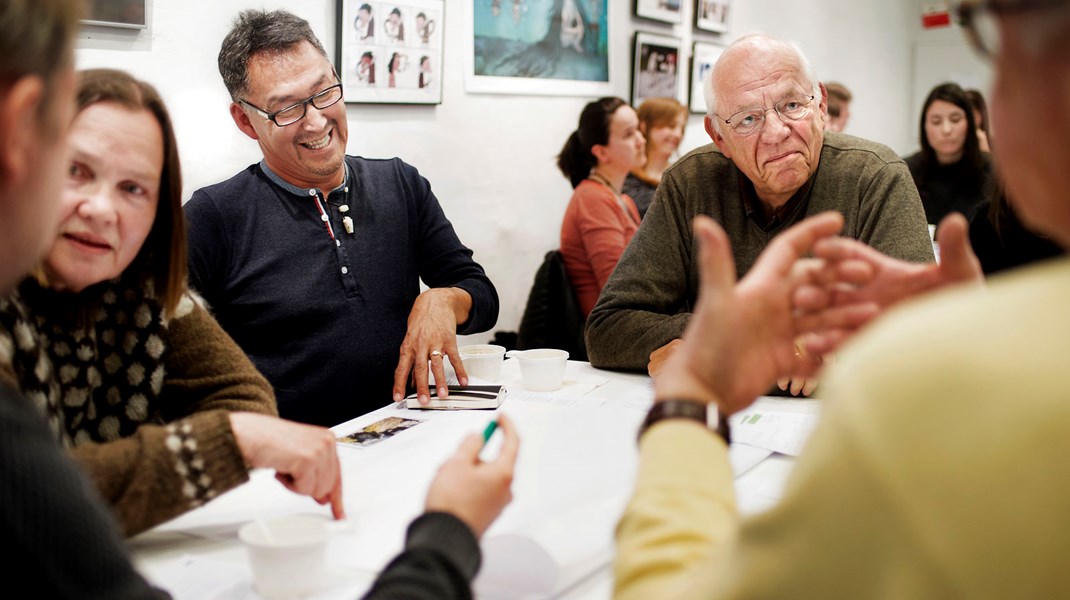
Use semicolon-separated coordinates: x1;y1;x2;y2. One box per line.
76;0;951;340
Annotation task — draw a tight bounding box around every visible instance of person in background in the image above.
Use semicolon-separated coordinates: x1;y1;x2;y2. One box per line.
585;35;932;384
614;0;1070;595
0;68;345;536
186;10;497;424
904;82;994;226
969;192;1063;275
621;97;687;219
823;81;852;132
557;97;646;319
964;87;991;153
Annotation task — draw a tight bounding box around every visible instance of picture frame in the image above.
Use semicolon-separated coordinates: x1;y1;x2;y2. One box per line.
465;0;612;96
335;0;444;105
631;32;682;105
689;41;724;113
634;0;684;25
694;0;730;33
81;0;146;29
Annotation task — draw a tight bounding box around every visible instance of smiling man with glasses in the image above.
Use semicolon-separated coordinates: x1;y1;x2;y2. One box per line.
183;10;498;428
586;34;934;393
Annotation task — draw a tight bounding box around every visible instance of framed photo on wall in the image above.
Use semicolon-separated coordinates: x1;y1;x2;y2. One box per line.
336;0;444;104
82;0;146;28
695;0;730;33
689;41;724;113
465;0;612;96
632;32;682;105
634;0;683;25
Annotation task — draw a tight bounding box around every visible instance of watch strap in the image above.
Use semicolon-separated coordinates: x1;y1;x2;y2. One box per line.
639;399;731;444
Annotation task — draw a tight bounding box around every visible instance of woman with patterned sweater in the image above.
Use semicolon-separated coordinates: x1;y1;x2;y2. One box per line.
0;69;344;536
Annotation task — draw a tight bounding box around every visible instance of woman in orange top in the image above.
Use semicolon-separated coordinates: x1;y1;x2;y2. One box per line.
557;97;647;317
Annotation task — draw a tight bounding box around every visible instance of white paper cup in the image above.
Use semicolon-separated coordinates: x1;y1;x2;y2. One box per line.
459;344;506;382
513;349;569;392
239;515;328;599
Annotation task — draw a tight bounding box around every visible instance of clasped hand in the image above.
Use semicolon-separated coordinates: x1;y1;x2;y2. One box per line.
654;212;982;416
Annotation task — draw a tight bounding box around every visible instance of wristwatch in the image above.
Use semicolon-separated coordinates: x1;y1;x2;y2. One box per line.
639;399;731;444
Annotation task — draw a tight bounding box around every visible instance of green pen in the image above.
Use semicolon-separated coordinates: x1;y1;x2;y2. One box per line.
482;420;499;445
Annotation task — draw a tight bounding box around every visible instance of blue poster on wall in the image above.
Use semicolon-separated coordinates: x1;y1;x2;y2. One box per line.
472;0;609;83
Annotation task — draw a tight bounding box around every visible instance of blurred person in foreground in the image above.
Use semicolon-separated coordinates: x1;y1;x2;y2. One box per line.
614;0;1070;596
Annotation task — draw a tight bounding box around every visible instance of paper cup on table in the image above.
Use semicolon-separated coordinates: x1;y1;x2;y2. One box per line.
512;349;569;392
459;344;506;381
239;515;328;599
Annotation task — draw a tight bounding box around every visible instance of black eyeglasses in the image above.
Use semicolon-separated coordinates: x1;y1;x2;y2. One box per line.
239;83;344;127
955;0;1069;59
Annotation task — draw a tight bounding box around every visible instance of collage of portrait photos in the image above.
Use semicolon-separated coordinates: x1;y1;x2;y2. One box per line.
339;0;443;104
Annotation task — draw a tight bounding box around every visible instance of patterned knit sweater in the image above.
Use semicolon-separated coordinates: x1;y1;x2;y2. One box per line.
0;275;277;536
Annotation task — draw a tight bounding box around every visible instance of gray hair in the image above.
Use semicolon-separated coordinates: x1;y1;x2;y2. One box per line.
218;9;329;101
703;34;820;133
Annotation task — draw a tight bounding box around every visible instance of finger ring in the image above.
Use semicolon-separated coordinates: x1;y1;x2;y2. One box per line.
430;350;443;358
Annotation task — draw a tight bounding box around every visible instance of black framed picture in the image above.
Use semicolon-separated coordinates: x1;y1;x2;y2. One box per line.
689;42;724;113
634;0;684;25
695;0;730;33
335;0;444;104
82;0;146;29
632;32;682;105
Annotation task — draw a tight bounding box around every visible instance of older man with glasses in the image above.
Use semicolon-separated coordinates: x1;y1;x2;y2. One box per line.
184;10;498;427
614;1;1070;597
585;34;934;396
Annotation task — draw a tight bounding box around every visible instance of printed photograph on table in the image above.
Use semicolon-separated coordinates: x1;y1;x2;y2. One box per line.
634;0;683;25
689;41;724;113
695;0;730;33
82;0;146;28
336;416;424;447
465;0;612;96
632;32;682;105
336;0;443;104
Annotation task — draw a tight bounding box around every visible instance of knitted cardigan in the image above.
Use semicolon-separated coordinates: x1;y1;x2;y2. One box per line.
0;274;277;536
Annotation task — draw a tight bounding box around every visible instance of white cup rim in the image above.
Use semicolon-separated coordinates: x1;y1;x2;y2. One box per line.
239;515;329;549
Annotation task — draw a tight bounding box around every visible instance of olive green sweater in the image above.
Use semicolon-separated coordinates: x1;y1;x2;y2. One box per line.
586;132;934;370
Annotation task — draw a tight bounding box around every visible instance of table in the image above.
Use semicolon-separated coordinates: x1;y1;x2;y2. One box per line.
130;360;818;599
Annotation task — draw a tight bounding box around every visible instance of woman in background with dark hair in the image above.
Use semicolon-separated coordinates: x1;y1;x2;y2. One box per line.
969;192;1063;276
904;82;994;227
557;97;646;318
622;97;686;219
964;88;991;153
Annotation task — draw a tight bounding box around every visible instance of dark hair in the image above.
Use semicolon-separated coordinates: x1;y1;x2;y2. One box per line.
918;82;984;172
0;0;82;126
963;88;991;144
359;3;371;12
390;7;401;17
218;9;329;101
557;97;627;189
389;52;401;73
76;69;186;316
